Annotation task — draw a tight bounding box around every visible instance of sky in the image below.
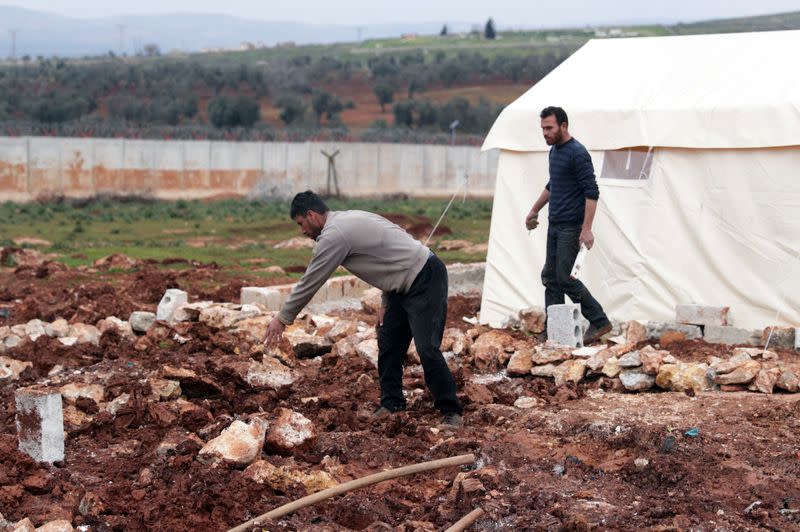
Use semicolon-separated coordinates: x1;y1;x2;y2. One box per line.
3;0;800;26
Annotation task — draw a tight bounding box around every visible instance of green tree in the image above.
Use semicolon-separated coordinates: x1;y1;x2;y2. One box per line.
233;95;260;127
311;90;345;123
440;24;448;37
183;96;199;119
275;94;306;125
407;72;427;99
437;97;472;132
416;101;438;128
163;101;182;126
485;18;496;40
373;83;394;113
392;100;415;127
369;57;399;79
207;97;230;128
438;61;467;88
208;95;260;128
143;44;161;57
108;95;149;123
28;95;92;123
325;98;345;121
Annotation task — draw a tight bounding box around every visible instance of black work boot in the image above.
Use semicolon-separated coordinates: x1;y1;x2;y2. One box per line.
583;320;613;345
372;406;403;419
439;412;463;429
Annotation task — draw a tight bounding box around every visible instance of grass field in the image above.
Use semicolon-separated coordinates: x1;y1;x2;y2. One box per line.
0;197;494;273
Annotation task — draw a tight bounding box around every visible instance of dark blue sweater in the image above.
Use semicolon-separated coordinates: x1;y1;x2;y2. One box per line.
545;137;600;224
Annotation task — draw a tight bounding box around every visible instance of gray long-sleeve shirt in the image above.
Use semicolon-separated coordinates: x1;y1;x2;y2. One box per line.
277;210;431;325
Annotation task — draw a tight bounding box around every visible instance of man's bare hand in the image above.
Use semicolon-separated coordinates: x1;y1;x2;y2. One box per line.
375;307;385;332
525;210;539;231
263;317;286;346
579;228;595;249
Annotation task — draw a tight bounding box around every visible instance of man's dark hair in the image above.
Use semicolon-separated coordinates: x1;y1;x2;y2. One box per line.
540;106;568;126
290;190;330;218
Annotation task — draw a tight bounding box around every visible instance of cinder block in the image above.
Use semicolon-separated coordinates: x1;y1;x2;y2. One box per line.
676;304;730;327
323;278;345;300
310;283;328;304
704;325;760;346
241;287;285;310
547;303;584;348
447;262;486;295
274;285;294;307
796;328;800;351
328;276;370;299
156;289;188;322
349;278;370;298
15;386;64;463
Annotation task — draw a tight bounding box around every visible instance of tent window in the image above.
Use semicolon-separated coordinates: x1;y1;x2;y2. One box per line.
600;147;653;180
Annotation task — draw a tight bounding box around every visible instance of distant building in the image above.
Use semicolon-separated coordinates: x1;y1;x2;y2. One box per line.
594;28;639;38
401;33;418;41
240;41;256;51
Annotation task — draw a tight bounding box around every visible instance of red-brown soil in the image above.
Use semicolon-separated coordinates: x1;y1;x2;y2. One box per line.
0;262;295;327
2;263;800;531
379;213;452;240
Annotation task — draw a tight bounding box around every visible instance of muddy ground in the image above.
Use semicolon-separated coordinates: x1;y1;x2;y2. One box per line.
0;260;294;327
1;262;800;531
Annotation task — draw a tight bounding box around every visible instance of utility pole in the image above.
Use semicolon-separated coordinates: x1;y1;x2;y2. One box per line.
449;120;460;146
117;24;126;55
9;29;17;61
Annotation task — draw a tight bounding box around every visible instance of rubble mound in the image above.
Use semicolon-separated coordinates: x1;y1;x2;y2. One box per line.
2;285;799;530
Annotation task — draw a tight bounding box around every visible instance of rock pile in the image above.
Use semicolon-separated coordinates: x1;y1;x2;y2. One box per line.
468;320;800;395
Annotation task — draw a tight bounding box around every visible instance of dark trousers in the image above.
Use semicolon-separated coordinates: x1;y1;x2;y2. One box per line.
541;223;608;326
377;254;463;415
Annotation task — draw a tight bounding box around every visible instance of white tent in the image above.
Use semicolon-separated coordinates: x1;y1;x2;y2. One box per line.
480;30;800;330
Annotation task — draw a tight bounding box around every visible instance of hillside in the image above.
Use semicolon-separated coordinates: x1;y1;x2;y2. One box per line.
0;10;797;144
671;10;800;34
0;5;477;57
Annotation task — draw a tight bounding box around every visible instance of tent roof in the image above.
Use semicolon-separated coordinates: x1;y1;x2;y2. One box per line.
482;30;800;152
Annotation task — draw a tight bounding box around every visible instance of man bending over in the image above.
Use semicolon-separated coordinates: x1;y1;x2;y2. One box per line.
264;191;463;428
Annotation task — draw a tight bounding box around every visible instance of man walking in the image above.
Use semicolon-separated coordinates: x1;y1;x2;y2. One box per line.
264;191;463;428
525;106;612;344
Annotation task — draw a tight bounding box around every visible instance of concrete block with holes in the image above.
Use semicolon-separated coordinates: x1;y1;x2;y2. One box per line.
156;289;188;322
546;303;584;348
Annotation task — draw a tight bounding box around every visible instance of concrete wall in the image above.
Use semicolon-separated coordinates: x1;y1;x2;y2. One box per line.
0;137;499;201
